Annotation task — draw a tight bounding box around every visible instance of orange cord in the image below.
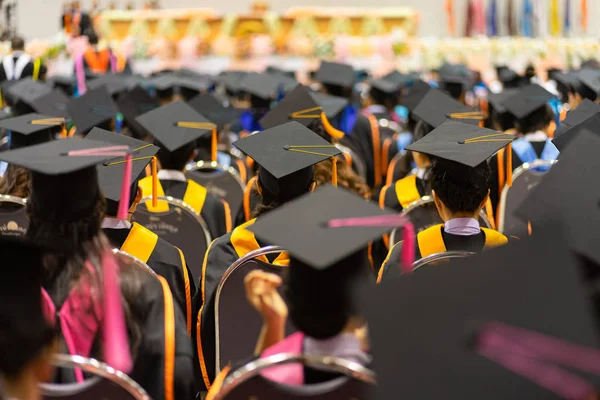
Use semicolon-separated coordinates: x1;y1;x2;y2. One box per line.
211;128;217;163
331;156;338;187
506;143;513;187
320;111;345;139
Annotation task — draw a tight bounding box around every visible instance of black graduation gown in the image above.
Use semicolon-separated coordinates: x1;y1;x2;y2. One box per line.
46;261;196;400
104;223;197;334
0;56;47;82
193;219;289;391
139;176;232;239
378;224;510;282
489;141;546;213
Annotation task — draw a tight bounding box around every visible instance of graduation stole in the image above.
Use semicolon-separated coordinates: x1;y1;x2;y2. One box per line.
471;321;600;399
259;332;305;386
84;48;112;74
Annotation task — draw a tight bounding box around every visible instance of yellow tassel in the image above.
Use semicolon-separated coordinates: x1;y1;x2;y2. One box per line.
151;156;158;208
331;156;338;187
320;112;345;140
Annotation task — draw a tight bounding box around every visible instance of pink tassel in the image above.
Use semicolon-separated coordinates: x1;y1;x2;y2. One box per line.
67;145;129;156
328;214;407;228
75;54;87;96
401;222;415;273
110;51;117;74
117;154;132;220
101;253;132;373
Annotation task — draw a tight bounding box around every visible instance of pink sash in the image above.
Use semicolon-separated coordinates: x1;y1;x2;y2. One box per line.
260;332;305;386
41;264;101;383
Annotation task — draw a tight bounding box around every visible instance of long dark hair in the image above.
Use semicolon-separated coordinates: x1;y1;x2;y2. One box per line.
0;165;30;198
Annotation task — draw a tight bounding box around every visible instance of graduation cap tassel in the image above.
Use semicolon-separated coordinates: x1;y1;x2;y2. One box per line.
116;154;133;220
401;222;416;273
75;54;87;96
115;113;124;134
100;254;132;373
506;143;513;187
331;156;338;187
151;156;158;208
211;127;218;163
321;112;345;140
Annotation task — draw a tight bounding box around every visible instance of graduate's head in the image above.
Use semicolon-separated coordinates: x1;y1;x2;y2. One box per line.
287;249;370;339
367;80;400;110
322;83;352;99
430;158;491;221
256;166;315;213
0;238;57;391
87;31;99;46
315;62;356;100
516;104;554;134
411;120;433;169
155;139;195;172
10;36;24;51
0;164;30;199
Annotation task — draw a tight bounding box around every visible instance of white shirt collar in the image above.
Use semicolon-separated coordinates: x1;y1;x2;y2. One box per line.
101;217;132;230
444;217;481;236
523;131;548;142
157;169;187;182
416;167;428;180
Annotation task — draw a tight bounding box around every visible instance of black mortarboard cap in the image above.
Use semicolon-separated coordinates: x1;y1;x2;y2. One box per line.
412;88;481;128
400;79;432;111
233;121;340;180
47;75;77;96
178;76;213;100
314;61;356;88
240;72;282;100
265;66;296;79
217;70;248;94
406;120;516;167
248;184;395;269
259;84;320;130
86;74;129;96
0;113;62;150
577;68;600;97
370;78;401;95
135;100;213;152
6;78;52;107
439;63;470;85
309;91;349;120
553;98;600;139
552;110;600;152
0;237;54;376
382;70;414;87
188;93;240;130
67;87;119;135
30;89;71;119
517;130;600;265
363;229;600;399
502;84;555;120
116;86;160;138
487;89;519;114
85;127;159;215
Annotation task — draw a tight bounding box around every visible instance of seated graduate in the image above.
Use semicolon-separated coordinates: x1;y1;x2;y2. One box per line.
568;69;600;109
87;128;196;333
0;238;57;400
207;184;396;393
437;63;470;104
79;31;130;77
194;121;340;391
135;100;233;239
0;114;61;198
0;139;196;399
237;73;281;137
378;121;515;282
0;36;47;83
489;85;559;212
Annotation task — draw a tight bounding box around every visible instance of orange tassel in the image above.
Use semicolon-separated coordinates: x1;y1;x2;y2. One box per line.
151;156;158;208
485;197;496;230
527;221;532;236
61;124;67;138
331;156;338;187
506;143;513;187
320;111;345;140
211;128;217;163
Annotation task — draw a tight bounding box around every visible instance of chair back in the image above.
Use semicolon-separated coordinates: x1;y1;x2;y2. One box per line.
0;195;28;238
412;250;476;271
131;196;211;281
389;196;492;245
112;249;157;277
214;353;375;400
498;160;556;237
215;246;291;375
40;354;149;400
335;143;367;182
185;160;245;217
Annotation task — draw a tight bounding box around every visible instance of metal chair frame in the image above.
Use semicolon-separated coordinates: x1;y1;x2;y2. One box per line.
185;160;245;193
40;354;149;400
412;250;476;271
389;196;492;244
497;159;558;234
112;249;157;277
335;143;367;181
139;195;212;248
214;246;287;376
0;194;26;205
214;353;376;400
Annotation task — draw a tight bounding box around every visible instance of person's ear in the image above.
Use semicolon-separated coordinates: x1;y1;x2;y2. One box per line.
479;189;491;210
135;186;143;204
432;189;444;212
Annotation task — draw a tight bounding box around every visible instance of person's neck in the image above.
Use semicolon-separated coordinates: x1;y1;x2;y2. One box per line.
442;212;479;223
2;371;40;400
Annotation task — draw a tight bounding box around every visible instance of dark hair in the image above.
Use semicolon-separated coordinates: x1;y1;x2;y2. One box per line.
286;249;371;339
86;31;99;46
413;119;433;142
440;82;465;100
10;36;24;51
571;81;598;102
155;140;195;171
516;104;554;134
430;158;491;214
322;84;352;99
370;88;397;110
0;165;30;198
